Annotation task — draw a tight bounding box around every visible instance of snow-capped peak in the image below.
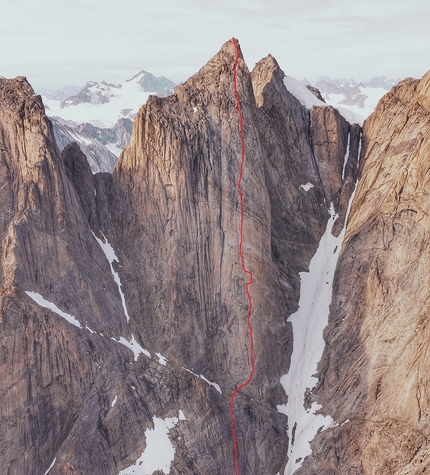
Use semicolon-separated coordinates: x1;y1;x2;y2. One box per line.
126;70;148;82
41;69;177;128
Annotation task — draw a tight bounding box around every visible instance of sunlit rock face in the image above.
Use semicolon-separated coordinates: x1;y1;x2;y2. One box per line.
4;42;429;475
296;70;430;475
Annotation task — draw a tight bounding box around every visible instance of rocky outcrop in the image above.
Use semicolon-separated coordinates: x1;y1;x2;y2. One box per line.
306;85;326;103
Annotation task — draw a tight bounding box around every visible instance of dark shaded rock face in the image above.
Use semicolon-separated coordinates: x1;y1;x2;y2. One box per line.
306;85;326;103
4;40;428;475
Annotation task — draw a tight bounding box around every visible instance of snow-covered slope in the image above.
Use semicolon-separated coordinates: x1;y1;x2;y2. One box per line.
284;76;364;125
304;75;400;125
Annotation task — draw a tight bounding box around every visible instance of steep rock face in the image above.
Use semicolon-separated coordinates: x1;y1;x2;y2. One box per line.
0;77;146;475
0;78;193;475
251;54;329;277
111;40;291;474
1;40;361;475
298;71;430;474
109;40;358;474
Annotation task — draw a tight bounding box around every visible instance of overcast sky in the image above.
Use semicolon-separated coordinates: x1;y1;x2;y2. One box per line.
1;0;429;90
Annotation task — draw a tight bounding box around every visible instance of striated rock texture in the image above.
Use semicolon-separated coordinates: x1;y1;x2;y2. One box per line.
0;38;369;475
298;71;430;474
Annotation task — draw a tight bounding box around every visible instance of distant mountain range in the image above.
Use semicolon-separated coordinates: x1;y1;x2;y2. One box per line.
43;70;176;127
38;72;400;173
303;75;401;123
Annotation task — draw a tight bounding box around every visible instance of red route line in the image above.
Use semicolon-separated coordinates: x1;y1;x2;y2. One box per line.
229;37;255;475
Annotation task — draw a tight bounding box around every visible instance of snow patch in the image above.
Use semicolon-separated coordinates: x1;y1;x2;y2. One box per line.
113;335;151;361
92;232;130;322
25;291;84;330
179;410;186;421
335;106;364;127
44;457;56;475
117;416;180;475
111;395;118;407
299;183;314;192
357;135;363;167
26;289;152;363
322;85;388;126
69;130;93;146
183;367;222;394
284;76;325;109
105;142;124;158
155;353;168;366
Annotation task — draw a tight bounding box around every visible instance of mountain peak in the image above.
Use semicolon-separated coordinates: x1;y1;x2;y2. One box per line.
0;76;48;129
126;69;176;92
251;54;285;107
178;37;248;93
126;70;148;82
0;76;38;105
221;37;244;60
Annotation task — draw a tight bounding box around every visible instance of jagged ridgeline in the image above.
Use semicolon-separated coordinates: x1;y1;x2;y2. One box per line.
0;39;430;475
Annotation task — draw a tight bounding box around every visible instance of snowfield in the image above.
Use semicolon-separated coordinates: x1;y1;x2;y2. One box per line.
285;75;397;126
285;76;364;125
277;205;342;475
43;77;152;128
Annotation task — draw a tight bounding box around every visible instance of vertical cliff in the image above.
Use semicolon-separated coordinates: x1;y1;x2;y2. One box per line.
296;71;430;474
110;39;292;474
